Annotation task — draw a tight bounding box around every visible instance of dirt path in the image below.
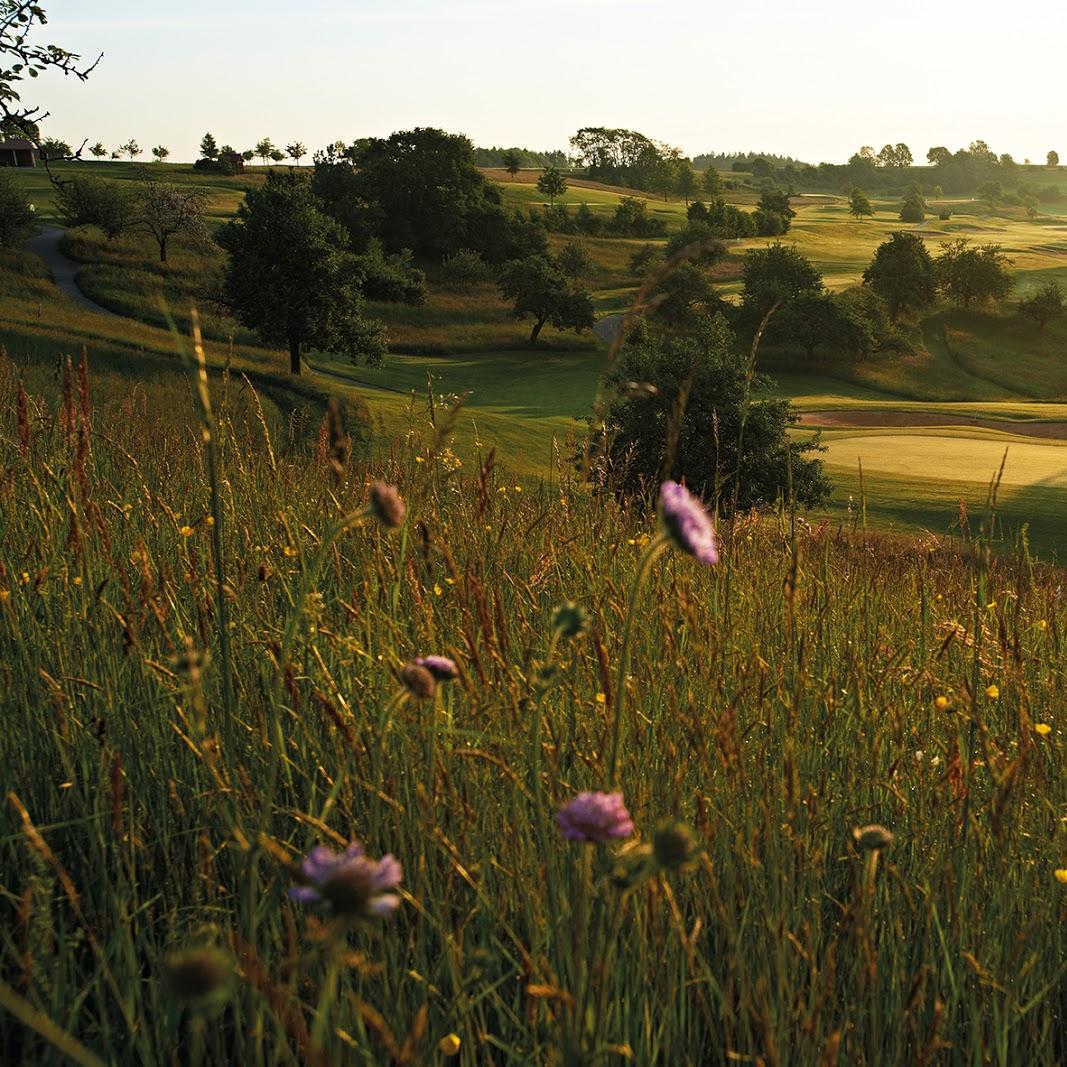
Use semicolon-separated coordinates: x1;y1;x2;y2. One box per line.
798;409;1067;440
24;226;120;318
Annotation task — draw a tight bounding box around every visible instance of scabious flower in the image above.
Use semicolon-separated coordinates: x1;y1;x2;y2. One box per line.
400;661;437;699
852;824;894;851
414;654;459;682
368;481;406;530
289;842;402;918
556;791;634;843
658;481;718;565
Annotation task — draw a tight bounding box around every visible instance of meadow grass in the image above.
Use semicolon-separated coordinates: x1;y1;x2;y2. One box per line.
2;351;1067;1064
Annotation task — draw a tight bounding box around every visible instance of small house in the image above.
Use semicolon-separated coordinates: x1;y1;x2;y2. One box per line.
220;150;245;175
0;138;36;168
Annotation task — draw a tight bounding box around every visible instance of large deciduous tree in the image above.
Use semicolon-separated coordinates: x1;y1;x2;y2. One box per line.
597;316;830;512
739;241;822;320
498;254;594;344
217;172;386;375
935;239;1012;308
139;176;208;263
862;231;936;320
849;188;873;219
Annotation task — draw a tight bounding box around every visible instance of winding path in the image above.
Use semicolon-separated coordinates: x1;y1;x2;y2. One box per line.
24;226;119;318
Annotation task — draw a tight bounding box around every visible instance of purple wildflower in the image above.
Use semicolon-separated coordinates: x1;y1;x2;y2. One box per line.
368;482;406;530
414;655;459;682
556;791;634;843
289;842;402;918
400;662;437;699
658;480;718;566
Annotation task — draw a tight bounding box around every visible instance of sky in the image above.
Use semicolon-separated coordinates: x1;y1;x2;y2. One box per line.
30;0;1067;165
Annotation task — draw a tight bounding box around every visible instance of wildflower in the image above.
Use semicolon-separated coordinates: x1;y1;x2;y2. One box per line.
658;481;718;566
165;946;232;1005
205;515;215;527
433;582;443;596
438;1033;462;1056
413;655;459;682
595;692;607;704
0;590;8;603
1038;619;1048;631
368;481;406;530
1055;869;1067;885
1035;723;1052;736
72;576;82;586
179;525;195;538
400;662;437;699
556;791;634;843
652;820;700;872
414;455;425;463
985;684;1000;699
289;842;402;918
551;601;590;639
935;696;951;711
852;824;893;851
283;545;298;558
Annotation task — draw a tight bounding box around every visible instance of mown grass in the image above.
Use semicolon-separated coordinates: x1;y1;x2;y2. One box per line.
2;353;1067;1064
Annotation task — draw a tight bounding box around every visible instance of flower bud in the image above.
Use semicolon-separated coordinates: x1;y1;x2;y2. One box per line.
551;601;591;639
652;820;700;872
852;824;893;851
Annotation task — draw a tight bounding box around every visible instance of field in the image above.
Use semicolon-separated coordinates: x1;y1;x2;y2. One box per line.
8;159;1067;559
2;352;1067;1063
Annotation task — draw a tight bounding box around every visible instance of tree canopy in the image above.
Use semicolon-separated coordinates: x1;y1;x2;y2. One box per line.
217;172;386;374
498;253;594;344
862;231;936;319
935;239;1012;308
598;316;830;512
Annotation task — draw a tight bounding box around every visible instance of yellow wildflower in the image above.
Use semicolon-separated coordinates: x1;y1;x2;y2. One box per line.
1055;869;1067;884
438;1033;461;1056
0;590;8;603
935;696;951;711
283;545;298;558
514;485;523;492
179;525;194;538
1035;723;1052;736
985;684;999;700
433;583;443;596
414;455;425;463
73;576;82;586
205;516;215;527
595;692;607;705
1037;619;1048;631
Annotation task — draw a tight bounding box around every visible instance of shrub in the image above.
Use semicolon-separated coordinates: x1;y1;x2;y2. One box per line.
355;238;426;305
194;156;236;176
0;170;36;248
442;247;494;284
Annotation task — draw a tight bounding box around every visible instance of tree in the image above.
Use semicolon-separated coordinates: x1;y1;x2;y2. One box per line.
217;171;387;375
56;175;133;238
241;150;254;162
498;254;594;344
899;190;925;222
927;146;952;167
755;188;794;235
119;139;141;160
598;316;830;512
976;179;1002;209
138;176;208;263
39;136;71;158
1048;150;1059;167
89;141;106;159
254;137;275;165
286;141;307;165
536;165;567;205
675;162;699;206
151;144;169;163
770;292;851;358
849;188;873;219
863;231;936;319
740;242;823;320
931;184;943;200
269;148;285;164
199;132;218;160
1019;282;1065;330
702;167;723;197
0;169;34;247
935;239;1012;308
501;149;522;178
0;2;100;155
648;262;722;331
320;128;546;262
556;240;592;279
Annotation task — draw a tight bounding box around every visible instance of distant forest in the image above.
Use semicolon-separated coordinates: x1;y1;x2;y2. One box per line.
474;146;569;169
693;150;808;169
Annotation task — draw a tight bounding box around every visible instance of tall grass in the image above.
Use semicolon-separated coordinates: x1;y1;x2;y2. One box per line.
1;349;1066;1064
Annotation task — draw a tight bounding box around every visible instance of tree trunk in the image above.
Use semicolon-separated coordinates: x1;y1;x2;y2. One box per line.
529;319;545;344
158;236;168;264
289;339;301;375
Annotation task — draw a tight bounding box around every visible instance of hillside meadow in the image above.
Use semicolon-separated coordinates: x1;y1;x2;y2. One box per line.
8;160;1067;556
1;347;1066;1063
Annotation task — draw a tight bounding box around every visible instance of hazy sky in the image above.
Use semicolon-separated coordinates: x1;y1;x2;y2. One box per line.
32;0;1067;164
